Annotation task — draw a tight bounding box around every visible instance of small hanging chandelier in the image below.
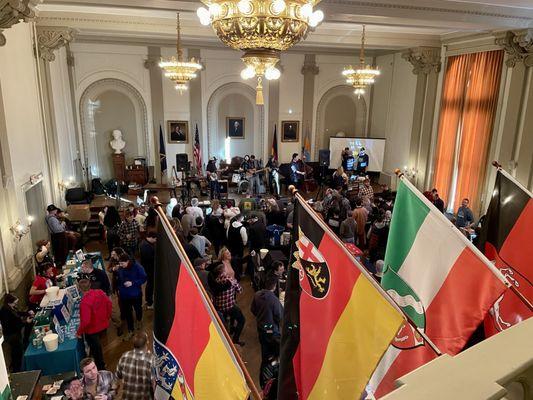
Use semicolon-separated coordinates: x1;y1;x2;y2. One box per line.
159;13;203;93
342;25;379;98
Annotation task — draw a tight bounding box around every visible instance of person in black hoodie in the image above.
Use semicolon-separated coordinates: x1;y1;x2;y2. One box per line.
103;206;122;259
251;276;283;387
140;231;157;309
0;294;34;372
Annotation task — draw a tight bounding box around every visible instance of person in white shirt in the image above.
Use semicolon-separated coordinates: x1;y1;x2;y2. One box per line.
190;228;212;257
226;215;248;280
186;198;204;221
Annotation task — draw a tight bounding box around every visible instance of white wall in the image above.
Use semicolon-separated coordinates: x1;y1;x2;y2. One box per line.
0;22;53;290
217;93;255;160
370;52;417;175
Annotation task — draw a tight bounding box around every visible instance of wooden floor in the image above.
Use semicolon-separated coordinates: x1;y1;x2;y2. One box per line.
86;240;263;389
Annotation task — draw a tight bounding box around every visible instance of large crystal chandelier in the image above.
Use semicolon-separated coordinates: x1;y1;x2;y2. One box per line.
159;13;203;93
342;25;380;98
197;0;324;104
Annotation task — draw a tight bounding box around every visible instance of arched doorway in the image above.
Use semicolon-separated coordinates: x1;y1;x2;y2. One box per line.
79;78;150;181
207;82;264;162
314;85;367;159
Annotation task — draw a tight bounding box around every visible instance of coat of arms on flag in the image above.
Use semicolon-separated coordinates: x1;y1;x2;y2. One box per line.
154;338;193;400
293;233;330;299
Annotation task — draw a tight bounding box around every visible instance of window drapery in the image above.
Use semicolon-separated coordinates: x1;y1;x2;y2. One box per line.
432;50;504;214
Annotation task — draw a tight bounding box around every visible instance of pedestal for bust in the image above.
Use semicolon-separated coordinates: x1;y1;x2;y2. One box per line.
112;153;125;181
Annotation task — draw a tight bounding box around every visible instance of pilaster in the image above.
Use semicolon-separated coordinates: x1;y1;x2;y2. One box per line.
402;47;441;189
188;49;204;168
34;26;75;206
301;54;319;159
145;46;164;182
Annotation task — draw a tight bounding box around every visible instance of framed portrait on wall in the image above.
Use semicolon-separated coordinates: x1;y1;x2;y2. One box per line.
281;120;299;142
226;117;245;139
167;120;189;143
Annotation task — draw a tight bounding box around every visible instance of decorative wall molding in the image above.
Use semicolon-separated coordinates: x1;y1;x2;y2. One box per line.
143;57;158;70
0;0;39;46
36;26;75;62
206;82;264;160
79;78;150;179
402;47;441;75
314;85;366;160
496;29;533;68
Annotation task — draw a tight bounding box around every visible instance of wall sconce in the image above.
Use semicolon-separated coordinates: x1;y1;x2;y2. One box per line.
403;166;418;180
10;216;33;241
58;176;75;191
29;173;43;185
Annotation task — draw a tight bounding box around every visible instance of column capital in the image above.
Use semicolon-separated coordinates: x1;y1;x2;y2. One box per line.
143;58;159;69
402;47;441;75
36;26;76;62
0;0;38;46
301;54;319;76
496;29;533;68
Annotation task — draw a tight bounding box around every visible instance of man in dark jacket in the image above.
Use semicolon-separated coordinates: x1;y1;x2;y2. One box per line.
117;253;147;340
140;231;157;309
80;259;111;295
251;276;283;387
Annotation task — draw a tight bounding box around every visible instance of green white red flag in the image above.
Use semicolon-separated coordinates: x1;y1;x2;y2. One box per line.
368;177;508;397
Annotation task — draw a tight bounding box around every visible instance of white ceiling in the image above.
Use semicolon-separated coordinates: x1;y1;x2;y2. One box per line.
36;0;533;51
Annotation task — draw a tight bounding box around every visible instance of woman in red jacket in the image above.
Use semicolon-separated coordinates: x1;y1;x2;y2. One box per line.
77;279;112;370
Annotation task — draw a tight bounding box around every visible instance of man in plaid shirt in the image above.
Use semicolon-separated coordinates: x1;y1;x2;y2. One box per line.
116;332;154;399
359;177;374;201
209;264;246;346
118;210;140;256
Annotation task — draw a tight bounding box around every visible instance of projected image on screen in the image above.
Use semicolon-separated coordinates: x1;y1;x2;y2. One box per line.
329;137;386;172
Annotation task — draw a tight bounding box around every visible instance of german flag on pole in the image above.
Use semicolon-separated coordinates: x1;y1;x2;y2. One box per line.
153;218;250;400
278;194;404;399
478;169;533;337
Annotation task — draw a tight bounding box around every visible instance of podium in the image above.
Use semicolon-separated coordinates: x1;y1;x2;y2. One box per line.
112;153;125;181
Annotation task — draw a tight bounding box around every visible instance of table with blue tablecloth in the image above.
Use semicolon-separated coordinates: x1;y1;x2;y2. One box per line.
23;337;84;376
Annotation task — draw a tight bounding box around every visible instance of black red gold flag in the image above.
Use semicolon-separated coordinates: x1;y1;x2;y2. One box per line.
153;220;249;399
478;169;533;336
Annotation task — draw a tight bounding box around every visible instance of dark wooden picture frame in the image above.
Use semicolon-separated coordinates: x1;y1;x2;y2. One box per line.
226;117;245;139
167;120;189;143
281;120;299;142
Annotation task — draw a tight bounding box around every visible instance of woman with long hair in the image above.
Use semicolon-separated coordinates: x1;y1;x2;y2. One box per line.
217;247;235;280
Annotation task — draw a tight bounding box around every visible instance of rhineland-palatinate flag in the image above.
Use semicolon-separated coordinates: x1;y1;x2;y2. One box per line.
368;178;508;398
477;169;533;337
153;220;250;400
278;196;404;400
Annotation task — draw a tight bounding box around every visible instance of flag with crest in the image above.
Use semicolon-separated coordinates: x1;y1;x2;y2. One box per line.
278;195;404;399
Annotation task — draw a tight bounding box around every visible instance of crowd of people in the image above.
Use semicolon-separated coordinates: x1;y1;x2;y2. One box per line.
0;161;480;398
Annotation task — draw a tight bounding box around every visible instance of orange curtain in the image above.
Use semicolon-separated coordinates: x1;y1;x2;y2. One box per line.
453;50;504;213
432;54;471;204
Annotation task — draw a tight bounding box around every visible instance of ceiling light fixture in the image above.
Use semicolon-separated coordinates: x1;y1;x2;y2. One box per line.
197;0;324;104
342;25;380;98
159;13;203;93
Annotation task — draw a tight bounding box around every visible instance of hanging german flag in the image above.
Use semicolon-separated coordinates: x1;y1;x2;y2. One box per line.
278;195;404;400
478;169;533;337
153;219;250;400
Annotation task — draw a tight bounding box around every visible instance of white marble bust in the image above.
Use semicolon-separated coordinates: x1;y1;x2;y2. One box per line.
110;129;126;154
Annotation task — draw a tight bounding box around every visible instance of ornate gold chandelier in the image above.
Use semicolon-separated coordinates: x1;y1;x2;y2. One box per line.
159;13;203;93
342;25;380;98
197;0;324;104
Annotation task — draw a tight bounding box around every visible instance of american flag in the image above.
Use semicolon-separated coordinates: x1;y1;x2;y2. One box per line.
193;124;202;173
